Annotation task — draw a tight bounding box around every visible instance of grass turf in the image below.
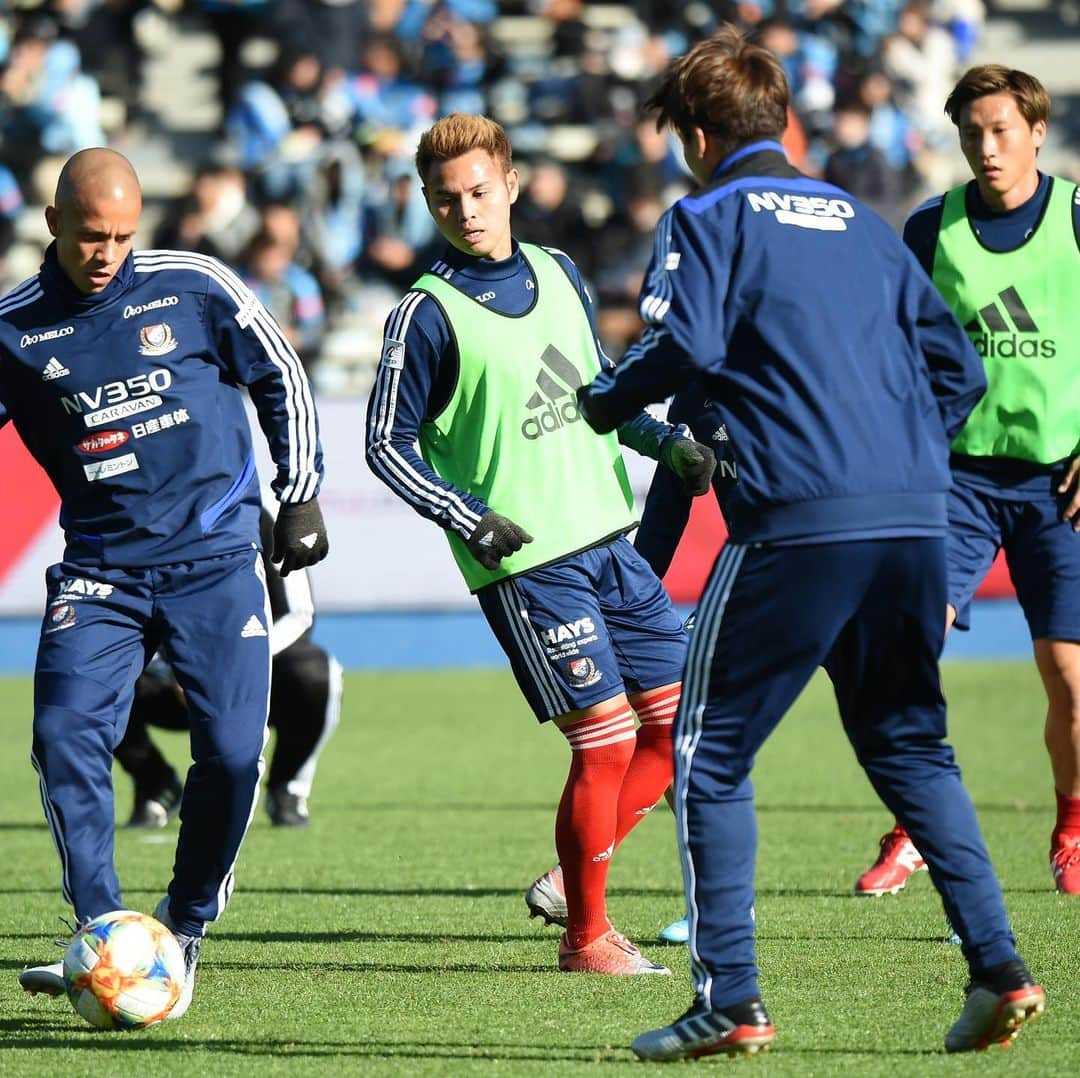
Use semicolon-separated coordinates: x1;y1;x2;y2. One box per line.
1;663;1076;1075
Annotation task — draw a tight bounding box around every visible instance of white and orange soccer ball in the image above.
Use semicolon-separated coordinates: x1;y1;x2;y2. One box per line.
63;910;185;1030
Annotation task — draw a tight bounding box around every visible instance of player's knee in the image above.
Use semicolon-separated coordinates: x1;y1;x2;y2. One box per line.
33;705;78;751
1036;641;1080;719
197;740;264;788
34;671;123;745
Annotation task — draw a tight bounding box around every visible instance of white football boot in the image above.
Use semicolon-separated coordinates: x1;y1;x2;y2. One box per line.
19;960;65;997
153;897;202;1020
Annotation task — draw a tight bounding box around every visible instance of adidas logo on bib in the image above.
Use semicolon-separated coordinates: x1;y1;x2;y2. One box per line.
964;285;1056;359
521;345;584;440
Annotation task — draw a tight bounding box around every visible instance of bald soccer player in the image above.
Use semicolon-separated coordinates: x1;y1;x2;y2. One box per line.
1;148;328;1018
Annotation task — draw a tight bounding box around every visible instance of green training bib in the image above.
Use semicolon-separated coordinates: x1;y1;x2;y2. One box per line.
416;244;637;590
932;178;1080;463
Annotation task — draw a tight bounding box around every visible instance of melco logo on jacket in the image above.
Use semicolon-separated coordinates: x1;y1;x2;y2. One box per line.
20;326;74;348
124;295;179;319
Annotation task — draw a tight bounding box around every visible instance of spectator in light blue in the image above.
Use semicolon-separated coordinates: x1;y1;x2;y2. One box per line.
359;153;437;290
242;223;326;370
757;16;837;129
343;35;437;146
846;0;906;57
394;0;497;43
0;15;104;175
226;48;327;202
301;143;367;313
425;15;494;117
858;65;920;173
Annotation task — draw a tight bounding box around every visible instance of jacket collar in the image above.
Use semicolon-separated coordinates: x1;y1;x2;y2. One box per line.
40;242;135;313
709;140;788;184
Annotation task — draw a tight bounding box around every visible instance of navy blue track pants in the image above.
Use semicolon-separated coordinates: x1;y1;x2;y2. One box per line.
676;537;1019;1010
32;547;271;936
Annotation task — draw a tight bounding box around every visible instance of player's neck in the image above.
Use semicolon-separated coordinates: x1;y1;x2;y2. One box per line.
975;169;1041;214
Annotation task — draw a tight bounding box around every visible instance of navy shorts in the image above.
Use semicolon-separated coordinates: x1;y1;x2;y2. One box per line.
476;537;687;721
948;468;1080;639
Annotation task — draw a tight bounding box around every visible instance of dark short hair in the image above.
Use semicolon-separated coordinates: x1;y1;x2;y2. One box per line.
645;24;789;155
944;65;1050;127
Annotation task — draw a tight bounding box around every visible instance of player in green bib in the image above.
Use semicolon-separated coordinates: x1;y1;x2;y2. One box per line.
366;114;719;975
854;66;1080;898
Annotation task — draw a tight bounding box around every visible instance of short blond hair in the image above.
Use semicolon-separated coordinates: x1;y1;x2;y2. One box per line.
415;113;512;182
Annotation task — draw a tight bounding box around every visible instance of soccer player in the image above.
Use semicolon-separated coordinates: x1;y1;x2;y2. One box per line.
117;493;342;830
365;113;717;975
577;28;1045;1057
6;148;328;1017
855;65;1080;899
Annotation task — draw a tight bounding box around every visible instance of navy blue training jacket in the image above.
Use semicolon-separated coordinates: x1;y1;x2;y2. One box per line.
0;245;323;567
585;141;987;546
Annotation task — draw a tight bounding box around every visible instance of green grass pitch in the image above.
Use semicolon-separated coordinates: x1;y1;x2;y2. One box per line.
2;663;1077;1075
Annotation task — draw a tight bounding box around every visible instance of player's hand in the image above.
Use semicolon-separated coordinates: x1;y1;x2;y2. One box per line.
661;435;717;496
272;497;329;575
1059;456;1080;530
576;385;619;435
466;511;533;571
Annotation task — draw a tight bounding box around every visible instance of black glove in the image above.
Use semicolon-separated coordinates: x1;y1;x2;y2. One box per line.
466;511;533;571
661;435;717;496
575;384;620;435
272;498;329;576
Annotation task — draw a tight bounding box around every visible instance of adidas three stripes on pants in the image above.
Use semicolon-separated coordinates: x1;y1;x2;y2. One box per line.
32;547;271;937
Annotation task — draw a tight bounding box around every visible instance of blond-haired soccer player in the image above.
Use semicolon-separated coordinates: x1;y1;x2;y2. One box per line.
366;113;716;974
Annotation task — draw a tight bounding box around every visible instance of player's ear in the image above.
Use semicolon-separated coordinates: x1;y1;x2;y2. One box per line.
506;167;520;205
692;126;708;162
44;205;59;238
1031;118;1047;150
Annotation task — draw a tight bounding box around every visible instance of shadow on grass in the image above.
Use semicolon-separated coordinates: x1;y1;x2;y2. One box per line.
211;930;547;944
0;821;48;831
0;1029;952;1061
355;802;561;813
0;1033;628;1062
208;959;557;974
758;932;956;944
756;802;1038;815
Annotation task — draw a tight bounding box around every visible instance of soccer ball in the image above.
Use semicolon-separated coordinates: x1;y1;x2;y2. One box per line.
63;910;185;1030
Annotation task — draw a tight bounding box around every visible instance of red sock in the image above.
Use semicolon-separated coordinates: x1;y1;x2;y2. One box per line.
1054;791;1080;840
556;704;636;950
613;684;680;848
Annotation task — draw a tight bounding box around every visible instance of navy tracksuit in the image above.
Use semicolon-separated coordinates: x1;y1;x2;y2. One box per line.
584;142;1022;1008
0;245;322;935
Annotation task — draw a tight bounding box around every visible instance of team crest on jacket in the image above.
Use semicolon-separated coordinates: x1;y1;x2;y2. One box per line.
138;322;177;356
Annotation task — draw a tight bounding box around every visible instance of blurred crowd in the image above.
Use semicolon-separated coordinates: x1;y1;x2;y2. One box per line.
0;0;993;387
